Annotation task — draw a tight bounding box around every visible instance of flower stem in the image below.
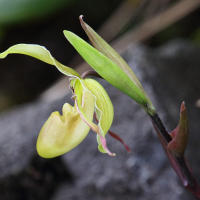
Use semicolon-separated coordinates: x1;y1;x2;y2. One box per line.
150;113;198;193
81;70;103;79
176;156;195;186
150;113;172;143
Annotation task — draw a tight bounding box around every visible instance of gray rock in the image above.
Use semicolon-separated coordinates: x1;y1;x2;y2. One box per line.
0;39;200;200
0;97;67;178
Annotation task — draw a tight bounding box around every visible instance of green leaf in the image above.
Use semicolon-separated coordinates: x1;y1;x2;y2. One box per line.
79;17;156;115
0;44;81;78
0;0;75;26
64;31;147;106
80;16;143;90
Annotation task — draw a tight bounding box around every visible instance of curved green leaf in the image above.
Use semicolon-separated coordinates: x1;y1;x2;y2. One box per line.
79;17;156;115
64;31;147;106
80;16;143;90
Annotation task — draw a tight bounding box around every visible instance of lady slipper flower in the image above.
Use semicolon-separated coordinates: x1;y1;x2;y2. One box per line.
64;17;156;116
38;77;115;158
0;43;125;158
0;16;155;158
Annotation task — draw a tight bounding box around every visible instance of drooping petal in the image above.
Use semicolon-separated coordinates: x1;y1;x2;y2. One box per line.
82;78;114;151
0;44;80;78
83;78;116;156
74;78;115;156
36;80;94;158
74;78;99;133
63;31;147;106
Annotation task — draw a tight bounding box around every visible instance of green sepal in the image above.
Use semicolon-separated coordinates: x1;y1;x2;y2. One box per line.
83;78;114;154
83;78;114;136
75;78;114;155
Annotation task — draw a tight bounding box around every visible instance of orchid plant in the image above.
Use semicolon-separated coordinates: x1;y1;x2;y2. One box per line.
0;16;200;199
0;17;155;158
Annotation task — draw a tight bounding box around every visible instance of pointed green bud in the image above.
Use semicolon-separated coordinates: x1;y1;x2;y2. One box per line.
167;102;189;157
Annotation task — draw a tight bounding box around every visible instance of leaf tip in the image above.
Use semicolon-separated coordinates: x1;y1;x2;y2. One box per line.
79;15;84;22
181;101;186;113
63;30;68;35
63;30;75;43
79;15;89;33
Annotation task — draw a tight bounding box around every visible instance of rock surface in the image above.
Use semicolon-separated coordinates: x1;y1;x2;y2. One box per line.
0;39;200;200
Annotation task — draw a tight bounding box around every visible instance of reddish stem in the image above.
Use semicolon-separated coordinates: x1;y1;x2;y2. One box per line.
151;118;200;199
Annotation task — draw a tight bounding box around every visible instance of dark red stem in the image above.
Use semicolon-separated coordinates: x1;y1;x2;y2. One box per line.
151;114;200;199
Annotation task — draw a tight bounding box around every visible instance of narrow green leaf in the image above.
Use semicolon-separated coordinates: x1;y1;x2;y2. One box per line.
0;44;81;78
80;16;143;90
64;31;147;106
79;17;156;115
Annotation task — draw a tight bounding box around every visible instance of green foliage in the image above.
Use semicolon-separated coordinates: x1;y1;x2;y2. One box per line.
0;0;75;26
64;31;148;107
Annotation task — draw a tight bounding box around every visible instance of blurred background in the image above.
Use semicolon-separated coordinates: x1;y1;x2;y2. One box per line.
0;0;124;110
0;0;200;199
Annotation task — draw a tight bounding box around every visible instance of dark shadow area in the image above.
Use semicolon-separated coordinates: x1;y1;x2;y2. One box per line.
0;155;73;200
0;0;122;110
